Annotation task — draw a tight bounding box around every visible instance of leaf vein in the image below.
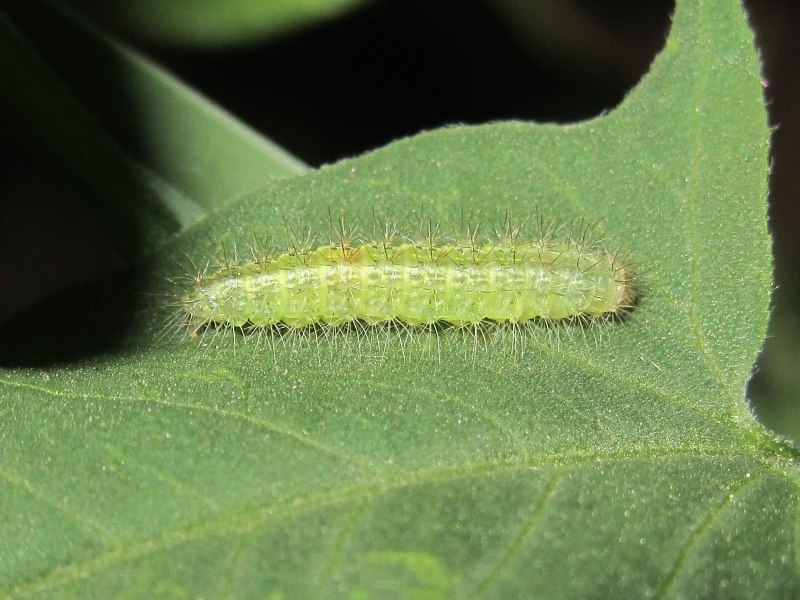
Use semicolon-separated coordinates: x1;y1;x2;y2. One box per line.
8;455;766;598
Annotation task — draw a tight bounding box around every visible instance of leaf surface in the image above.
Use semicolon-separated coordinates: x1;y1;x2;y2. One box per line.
2;0;796;598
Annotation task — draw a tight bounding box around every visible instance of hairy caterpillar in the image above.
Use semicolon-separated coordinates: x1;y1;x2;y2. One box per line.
174;216;635;355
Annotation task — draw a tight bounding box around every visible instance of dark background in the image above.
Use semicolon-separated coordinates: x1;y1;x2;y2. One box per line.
1;0;798;437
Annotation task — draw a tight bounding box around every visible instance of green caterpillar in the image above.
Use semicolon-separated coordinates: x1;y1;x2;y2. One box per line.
181;221;635;334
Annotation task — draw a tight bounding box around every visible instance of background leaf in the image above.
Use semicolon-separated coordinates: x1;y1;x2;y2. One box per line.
2;1;797;599
58;0;374;47
0;2;307;258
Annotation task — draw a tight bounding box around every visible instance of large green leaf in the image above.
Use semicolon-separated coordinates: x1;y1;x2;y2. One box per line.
2;0;796;598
